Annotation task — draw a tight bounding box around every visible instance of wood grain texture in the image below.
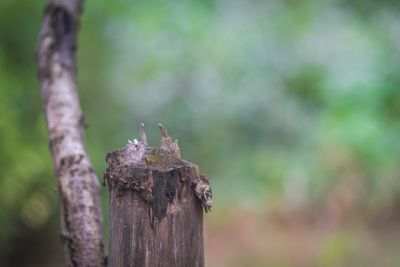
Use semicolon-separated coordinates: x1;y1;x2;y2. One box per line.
36;1;105;266
105;126;211;267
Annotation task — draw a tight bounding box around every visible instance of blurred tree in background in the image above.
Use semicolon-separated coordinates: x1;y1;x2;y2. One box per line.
1;0;400;266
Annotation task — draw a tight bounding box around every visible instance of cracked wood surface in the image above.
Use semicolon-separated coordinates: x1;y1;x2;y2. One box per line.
105;124;211;267
36;0;105;266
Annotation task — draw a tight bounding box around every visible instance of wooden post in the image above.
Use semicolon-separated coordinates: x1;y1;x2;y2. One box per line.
105;124;212;267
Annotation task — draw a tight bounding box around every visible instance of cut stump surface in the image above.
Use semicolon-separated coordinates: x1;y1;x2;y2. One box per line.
105;124;211;267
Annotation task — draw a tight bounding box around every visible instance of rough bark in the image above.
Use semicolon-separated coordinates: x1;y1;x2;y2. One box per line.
36;0;105;266
105;124;212;267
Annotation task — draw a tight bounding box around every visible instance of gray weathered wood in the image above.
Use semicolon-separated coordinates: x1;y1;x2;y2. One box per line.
36;0;105;266
105;124;211;267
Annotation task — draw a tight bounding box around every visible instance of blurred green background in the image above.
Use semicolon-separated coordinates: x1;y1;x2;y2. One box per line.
1;0;400;266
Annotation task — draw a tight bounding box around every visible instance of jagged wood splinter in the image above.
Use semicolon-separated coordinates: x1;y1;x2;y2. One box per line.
105;123;212;267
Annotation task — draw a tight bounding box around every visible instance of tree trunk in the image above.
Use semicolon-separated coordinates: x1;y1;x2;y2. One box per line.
105;124;212;267
36;0;105;266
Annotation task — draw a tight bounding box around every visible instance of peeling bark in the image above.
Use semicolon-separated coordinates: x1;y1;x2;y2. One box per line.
36;0;105;266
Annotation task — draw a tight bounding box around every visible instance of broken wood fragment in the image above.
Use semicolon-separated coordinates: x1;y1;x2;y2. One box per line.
105;124;212;267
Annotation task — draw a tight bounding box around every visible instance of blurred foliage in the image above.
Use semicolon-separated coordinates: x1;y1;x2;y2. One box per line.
1;0;400;266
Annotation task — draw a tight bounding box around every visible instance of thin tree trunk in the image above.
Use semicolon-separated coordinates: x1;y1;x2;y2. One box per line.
36;0;105;266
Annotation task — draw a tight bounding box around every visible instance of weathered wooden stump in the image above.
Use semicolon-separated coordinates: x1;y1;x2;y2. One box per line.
105;124;212;267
